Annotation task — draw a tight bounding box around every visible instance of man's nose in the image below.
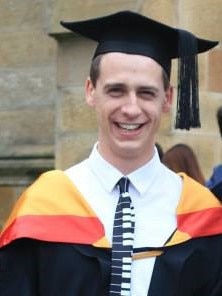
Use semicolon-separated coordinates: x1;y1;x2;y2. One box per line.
121;93;141;116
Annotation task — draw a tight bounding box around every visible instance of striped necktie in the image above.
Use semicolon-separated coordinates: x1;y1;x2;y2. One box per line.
109;177;135;296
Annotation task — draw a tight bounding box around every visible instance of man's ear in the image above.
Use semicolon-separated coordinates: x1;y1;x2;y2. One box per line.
85;78;96;107
162;86;173;113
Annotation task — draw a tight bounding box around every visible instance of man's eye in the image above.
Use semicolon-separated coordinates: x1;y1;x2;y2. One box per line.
108;89;123;97
139;91;156;100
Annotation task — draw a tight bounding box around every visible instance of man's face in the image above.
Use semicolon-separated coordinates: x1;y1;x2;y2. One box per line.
85;52;172;167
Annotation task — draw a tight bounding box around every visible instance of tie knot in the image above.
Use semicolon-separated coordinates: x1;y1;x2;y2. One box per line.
117;177;130;194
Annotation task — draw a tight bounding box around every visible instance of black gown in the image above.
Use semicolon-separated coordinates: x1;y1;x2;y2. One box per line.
0;170;222;295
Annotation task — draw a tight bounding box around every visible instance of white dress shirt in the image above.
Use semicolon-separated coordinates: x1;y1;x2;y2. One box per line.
65;143;182;296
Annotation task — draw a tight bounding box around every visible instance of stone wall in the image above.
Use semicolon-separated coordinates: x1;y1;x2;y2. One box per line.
0;0;222;229
0;0;57;228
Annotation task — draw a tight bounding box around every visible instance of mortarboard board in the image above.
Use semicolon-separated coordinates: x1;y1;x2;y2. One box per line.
60;10;218;130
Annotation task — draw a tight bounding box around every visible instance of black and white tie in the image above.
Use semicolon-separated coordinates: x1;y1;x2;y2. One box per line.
109;177;135;296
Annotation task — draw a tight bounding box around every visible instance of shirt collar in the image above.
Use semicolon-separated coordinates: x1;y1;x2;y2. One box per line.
128;149;162;195
88;143;122;193
87;142;162;196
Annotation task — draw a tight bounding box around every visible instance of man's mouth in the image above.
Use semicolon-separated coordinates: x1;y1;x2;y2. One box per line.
116;123;143;131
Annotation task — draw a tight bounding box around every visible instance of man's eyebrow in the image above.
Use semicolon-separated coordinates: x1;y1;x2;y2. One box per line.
104;83;126;90
103;83;160;94
137;85;159;93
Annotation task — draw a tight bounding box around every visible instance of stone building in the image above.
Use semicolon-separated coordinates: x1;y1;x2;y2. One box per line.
0;0;222;228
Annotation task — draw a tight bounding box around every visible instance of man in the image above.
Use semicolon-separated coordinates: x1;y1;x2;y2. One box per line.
206;106;222;200
0;10;222;296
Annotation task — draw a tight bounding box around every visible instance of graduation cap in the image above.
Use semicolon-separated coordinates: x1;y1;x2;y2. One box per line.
60;10;218;130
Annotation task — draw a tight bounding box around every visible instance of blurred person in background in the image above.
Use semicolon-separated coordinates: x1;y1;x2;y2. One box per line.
162;143;205;185
206;106;222;200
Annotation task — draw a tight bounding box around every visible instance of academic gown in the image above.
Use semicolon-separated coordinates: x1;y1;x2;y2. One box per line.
0;170;222;296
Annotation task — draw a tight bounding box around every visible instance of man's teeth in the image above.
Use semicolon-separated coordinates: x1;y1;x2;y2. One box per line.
119;123;141;130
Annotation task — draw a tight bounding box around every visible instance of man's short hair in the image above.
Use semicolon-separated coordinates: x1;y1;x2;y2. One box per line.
89;54;170;91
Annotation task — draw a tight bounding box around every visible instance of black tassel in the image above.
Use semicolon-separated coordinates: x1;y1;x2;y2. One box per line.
175;30;200;130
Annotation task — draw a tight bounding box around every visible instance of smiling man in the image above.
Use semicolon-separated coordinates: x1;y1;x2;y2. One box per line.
0;10;222;296
85;52;172;174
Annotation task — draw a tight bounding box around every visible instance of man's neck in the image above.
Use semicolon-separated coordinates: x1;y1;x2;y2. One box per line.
97;145;155;175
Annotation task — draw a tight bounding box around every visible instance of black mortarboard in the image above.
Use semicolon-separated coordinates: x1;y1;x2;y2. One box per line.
60;10;218;130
